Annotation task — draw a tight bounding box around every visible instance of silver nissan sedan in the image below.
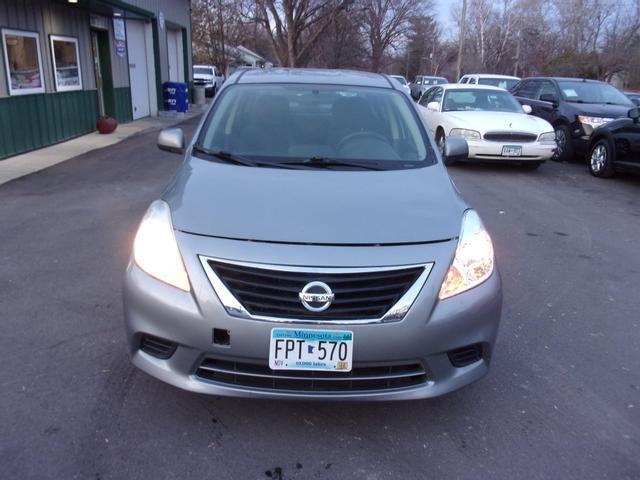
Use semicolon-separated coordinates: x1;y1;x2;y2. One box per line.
123;68;502;401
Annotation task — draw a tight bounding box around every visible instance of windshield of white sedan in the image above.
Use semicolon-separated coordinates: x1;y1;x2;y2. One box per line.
197;84;431;168
558;81;632;105
443;89;522;112
477;78;518;90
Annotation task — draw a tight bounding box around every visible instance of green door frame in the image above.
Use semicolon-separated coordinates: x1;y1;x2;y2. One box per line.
94;29;116;118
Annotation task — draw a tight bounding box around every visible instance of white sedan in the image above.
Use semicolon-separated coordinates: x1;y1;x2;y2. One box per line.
417;84;556;168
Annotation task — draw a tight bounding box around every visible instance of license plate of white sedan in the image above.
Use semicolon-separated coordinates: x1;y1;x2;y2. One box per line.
502;145;523;156
269;328;353;372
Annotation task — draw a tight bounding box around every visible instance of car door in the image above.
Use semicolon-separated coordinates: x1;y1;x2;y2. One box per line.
424;87;444;134
614;116;640;164
417;87;437;132
532;80;559;124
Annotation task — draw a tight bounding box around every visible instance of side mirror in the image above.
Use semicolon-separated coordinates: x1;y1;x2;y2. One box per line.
522;104;532;114
427;101;439;112
443;135;468;166
628;107;640;122
539;93;558;106
158;128;185;154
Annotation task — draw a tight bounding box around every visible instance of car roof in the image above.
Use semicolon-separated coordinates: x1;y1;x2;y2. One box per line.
462;74;520;80
440;84;507;91
235;68;393;88
194;64;214;68
521;76;606;83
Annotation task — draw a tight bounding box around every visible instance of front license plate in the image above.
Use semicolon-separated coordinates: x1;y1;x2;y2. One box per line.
269;328;353;372
502;145;522;157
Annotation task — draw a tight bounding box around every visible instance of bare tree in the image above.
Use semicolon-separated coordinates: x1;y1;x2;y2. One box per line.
254;0;355;67
456;0;467;80
362;0;426;72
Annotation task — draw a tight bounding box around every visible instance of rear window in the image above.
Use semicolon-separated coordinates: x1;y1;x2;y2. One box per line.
197;84;433;168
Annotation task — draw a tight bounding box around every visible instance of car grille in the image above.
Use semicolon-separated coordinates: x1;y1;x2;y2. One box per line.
484;132;537;142
196;358;429;392
206;260;424;320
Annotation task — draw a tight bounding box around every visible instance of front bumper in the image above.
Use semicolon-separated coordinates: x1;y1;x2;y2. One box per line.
465;139;555;162
123;234;502;400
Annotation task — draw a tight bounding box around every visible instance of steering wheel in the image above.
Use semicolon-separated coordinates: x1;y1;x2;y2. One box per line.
337;131;389;152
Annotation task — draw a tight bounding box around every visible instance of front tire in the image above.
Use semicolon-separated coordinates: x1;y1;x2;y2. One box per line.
552;124;574;162
589;138;615;178
436;129;446;155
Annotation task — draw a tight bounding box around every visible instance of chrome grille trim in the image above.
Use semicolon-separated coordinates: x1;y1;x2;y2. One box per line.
198;256;433;325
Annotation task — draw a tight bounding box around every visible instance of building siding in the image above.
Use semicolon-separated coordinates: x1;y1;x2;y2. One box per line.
0;90;98;159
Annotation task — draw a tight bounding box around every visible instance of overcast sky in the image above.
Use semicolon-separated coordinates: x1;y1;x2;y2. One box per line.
433;0;456;37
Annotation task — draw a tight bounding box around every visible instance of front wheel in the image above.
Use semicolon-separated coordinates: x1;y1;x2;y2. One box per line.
589;138;615;178
436;130;446;155
552;124;574;162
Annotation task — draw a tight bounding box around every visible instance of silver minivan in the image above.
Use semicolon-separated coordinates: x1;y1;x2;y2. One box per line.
123;68;502;401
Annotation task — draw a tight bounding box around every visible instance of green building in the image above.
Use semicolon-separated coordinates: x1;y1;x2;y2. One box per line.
0;0;192;159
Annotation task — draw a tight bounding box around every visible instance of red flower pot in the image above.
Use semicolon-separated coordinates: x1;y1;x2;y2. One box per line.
97;116;117;134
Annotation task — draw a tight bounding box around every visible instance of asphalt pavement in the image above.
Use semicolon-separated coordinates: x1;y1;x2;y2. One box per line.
1;117;639;479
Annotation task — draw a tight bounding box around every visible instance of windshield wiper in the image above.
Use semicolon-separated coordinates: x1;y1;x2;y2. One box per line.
275;156;385;171
192;146;259;167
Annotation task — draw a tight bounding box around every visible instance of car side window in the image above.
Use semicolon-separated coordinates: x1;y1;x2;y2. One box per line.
469;77;477;84
416;77;422;85
515;80;542;99
537;81;557;100
419;87;435;106
431;87;443;105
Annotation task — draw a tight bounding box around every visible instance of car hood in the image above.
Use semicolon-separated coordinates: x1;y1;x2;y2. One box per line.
444;111;551;133
164;157;467;245
565;102;632;118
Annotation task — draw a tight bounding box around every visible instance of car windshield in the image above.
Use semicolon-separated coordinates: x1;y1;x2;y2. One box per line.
197;84;432;168
477;78;519;90
558;81;632;105
194;67;213;75
392;75;407;85
442;89;523;112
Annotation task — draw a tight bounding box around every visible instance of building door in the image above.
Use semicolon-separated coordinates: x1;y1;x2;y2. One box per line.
126;20;151;119
91;31;105;117
167;29;183;82
91;30;115;119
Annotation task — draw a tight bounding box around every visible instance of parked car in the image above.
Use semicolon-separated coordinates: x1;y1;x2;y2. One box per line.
459;74;520;91
410;75;448;100
510;77;634;162
587;106;640;177
124;68;502;401
624;91;640;106
390;74;411;96
417;84;555;169
193;64;224;96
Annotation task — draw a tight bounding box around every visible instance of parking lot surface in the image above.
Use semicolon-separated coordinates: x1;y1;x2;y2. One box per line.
1;117;638;479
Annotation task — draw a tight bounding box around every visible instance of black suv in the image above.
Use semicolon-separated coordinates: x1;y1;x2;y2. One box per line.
510;77;634;162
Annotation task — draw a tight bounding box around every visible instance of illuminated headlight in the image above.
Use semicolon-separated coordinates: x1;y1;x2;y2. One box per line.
133;200;190;291
539;132;555;142
439;210;494;300
449;128;481;141
578;116;614;134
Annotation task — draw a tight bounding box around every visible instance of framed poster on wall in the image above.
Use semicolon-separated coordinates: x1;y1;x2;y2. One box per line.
1;28;45;95
49;35;82;91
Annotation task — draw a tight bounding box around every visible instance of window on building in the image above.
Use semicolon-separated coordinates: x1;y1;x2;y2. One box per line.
50;35;82;91
1;29;45;95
